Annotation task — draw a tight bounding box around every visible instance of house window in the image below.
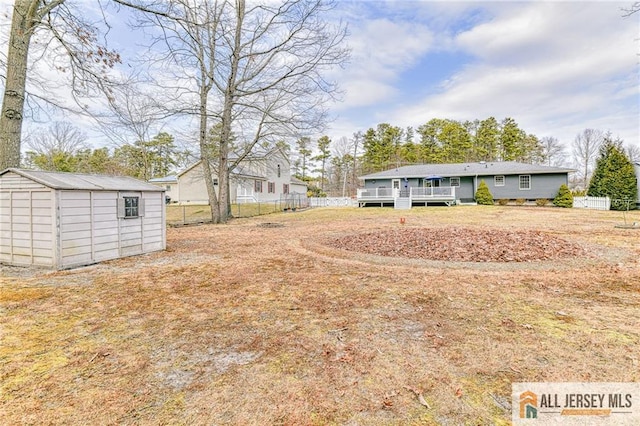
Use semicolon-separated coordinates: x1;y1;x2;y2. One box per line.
450;177;460;187
494;175;505;186
277;165;281;178
124;197;139;218
268;182;275;193
519;175;531;190
283;184;289;194
255;180;263;193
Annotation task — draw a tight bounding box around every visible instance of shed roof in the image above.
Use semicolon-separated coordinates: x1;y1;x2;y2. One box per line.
360;161;575;180
1;168;164;192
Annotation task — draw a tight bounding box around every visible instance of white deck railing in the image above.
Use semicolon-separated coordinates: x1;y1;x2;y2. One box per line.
357;188;396;199
411;186;455;198
237;187;258;204
357;186;455;200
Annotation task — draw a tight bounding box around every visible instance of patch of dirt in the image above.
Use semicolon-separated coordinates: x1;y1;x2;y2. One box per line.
327;227;587;262
257;222;284;228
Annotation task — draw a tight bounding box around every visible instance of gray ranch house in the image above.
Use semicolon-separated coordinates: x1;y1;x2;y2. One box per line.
357;161;574;208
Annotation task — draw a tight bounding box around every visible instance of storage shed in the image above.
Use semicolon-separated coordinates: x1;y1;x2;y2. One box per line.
0;168;166;269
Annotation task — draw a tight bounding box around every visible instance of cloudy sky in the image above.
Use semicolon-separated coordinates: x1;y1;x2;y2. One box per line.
1;0;639;158
327;1;639;151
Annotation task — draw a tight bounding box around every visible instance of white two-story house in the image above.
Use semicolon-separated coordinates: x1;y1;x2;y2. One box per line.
150;150;306;204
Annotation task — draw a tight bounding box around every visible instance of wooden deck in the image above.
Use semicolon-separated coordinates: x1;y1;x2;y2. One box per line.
357;187;457;207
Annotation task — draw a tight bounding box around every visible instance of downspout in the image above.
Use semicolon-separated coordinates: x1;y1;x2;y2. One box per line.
474;174;478;201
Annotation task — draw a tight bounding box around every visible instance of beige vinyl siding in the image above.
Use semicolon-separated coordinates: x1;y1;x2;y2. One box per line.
0;189;54;267
120;219;143;256
59;191;93;267
58;191;124;268
0;172;47;190
142;192;165;252
92;192;119;262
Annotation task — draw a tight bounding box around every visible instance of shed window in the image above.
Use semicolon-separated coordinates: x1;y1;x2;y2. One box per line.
494;176;505;186
519;175;531;190
450;177;460;187
124;197;139;217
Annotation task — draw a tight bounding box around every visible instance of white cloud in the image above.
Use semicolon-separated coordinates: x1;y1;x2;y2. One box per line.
332;16;434;109
382;1;639;148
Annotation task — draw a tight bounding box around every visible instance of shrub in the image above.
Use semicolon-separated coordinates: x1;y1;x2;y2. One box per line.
515;198;526;205
553;184;573;208
497;199;509;206
475;180;494;205
535;199;549;207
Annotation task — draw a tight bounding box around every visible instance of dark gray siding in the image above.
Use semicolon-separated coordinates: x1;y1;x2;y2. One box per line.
364;178;393;189
456;177;475;200
481;173;567;199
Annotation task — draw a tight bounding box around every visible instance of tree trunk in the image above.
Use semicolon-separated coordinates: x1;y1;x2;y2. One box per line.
217;0;244;224
0;0;36;170
199;91;220;224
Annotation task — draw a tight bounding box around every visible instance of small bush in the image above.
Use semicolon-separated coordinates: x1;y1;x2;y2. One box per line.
515;198;526;205
497;199;510;206
553;184;573;208
535;199;549;207
475;180;494;205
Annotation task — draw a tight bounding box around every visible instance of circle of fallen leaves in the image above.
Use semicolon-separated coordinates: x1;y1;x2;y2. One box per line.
326;228;587;263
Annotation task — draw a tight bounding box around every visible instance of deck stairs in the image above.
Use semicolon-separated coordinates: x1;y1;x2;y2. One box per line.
394;191;411;209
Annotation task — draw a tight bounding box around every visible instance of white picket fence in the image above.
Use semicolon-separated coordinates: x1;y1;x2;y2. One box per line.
309;197;357;207
573;196;610;210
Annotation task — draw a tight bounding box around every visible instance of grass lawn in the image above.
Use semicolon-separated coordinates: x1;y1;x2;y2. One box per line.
1;206;639;424
166;202;286;224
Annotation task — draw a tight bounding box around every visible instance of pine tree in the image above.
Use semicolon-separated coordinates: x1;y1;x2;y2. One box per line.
475;180;494;205
587;138;637;210
553;184;573;208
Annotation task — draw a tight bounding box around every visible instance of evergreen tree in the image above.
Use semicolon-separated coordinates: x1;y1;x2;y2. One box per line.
313;135;331;191
475;180;494;205
295;137;314;179
587;138;637;210
553;184;573;208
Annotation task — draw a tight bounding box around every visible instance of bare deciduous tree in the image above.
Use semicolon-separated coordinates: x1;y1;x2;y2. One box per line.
116;0;349;223
622;2;640;16
0;0;120;170
540;136;567;167
626;143;640;163
23;121;88;170
572;128;605;189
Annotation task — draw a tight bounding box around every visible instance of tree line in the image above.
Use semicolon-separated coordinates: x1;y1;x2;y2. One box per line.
22;122;192;180
291;122;639;202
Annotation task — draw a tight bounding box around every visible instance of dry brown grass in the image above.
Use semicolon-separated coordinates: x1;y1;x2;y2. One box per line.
1;206;639;425
166;202;286;225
